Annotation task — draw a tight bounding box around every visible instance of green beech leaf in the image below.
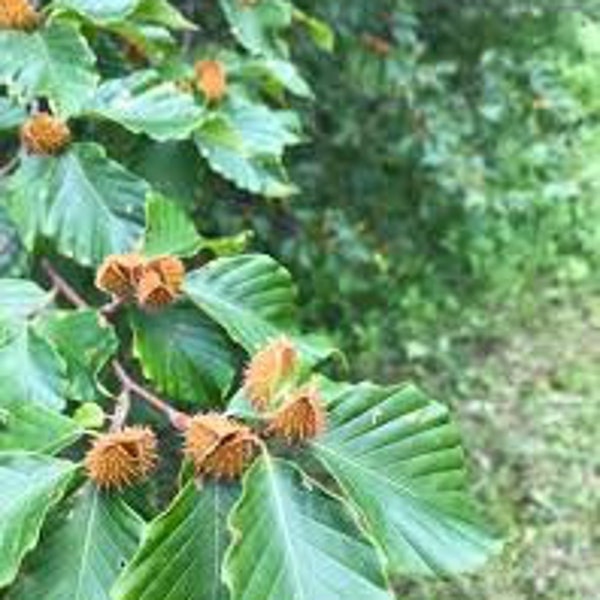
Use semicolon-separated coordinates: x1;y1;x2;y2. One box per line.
143;193;249;259
0;23;97;117
0;98;26;130
184;254;296;353
219;0;293;58
224;455;394;600
0;317;67;411
108;21;175;59
293;10;335;52
89;71;204;141
133;0;196;30
184;254;333;364
131;141;204;207
8;484;143;600
39;310;119;403
113;481;237;600
53;0;140;23
232;58;313;98
143;194;202;258
194;99;301;198
0;403;81;454
0;208;25;277
4;143;148;266
132;305;236;407
0;279;52;320
72;403;106;430
312;380;503;577
0;452;77;588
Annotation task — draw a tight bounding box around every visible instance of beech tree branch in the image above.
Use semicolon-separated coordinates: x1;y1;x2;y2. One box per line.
112;361;190;430
0;155;19;179
41;258;87;308
41;259;190;431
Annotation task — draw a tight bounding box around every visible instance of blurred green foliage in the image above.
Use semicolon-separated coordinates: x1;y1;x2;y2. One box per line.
206;1;600;376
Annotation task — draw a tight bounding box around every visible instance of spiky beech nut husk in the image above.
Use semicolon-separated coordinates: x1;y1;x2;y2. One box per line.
195;60;227;103
0;0;40;31
85;426;158;489
268;382;326;443
184;413;259;480
95;253;145;298
20;113;71;156
146;255;186;294
136;269;176;309
243;337;298;411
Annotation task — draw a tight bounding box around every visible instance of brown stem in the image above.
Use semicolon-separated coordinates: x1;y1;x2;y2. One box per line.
41;258;87;308
0;155;19;179
112;361;190;431
110;390;131;432
100;296;127;320
42;258;191;430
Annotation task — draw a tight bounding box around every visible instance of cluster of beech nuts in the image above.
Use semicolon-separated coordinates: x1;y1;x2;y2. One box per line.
84;338;327;488
0;0;39;31
96;253;185;309
20;113;72;156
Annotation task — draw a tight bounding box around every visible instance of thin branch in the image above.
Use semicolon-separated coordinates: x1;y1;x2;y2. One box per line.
113;361;190;431
42;258;191;431
110;390;131;432
0;155;19;179
41;258;87;308
100;296;127;320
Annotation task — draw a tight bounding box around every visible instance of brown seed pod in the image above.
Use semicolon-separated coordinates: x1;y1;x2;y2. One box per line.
268;382;326;443
184;413;259;480
244;337;298;411
136;268;176;310
0;0;40;30
195;60;227;103
146;255;186;294
20;113;71;156
95;253;145;298
85;426;158;489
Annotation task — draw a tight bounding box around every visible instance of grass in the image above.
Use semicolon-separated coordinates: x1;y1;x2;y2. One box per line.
393;289;600;600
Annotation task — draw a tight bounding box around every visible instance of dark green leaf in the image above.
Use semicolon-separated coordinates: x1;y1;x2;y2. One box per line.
143;194;202;258
0;317;67;411
184;254;333;364
194;99;301;198
89;71;204;141
219;0;293;58
0;98;26;130
132;305;236;407
0;279;51;320
294;10;335;52
183;254;295;353
224;455;394;600
232;58;313;98
53;0;140;24
4;143;148;266
113;481;237;600
133;0;196;30
0;23;97;117
8;484;143;600
0;452;77;588
0;403;81;454
312;380;504;577
39;310;119;403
